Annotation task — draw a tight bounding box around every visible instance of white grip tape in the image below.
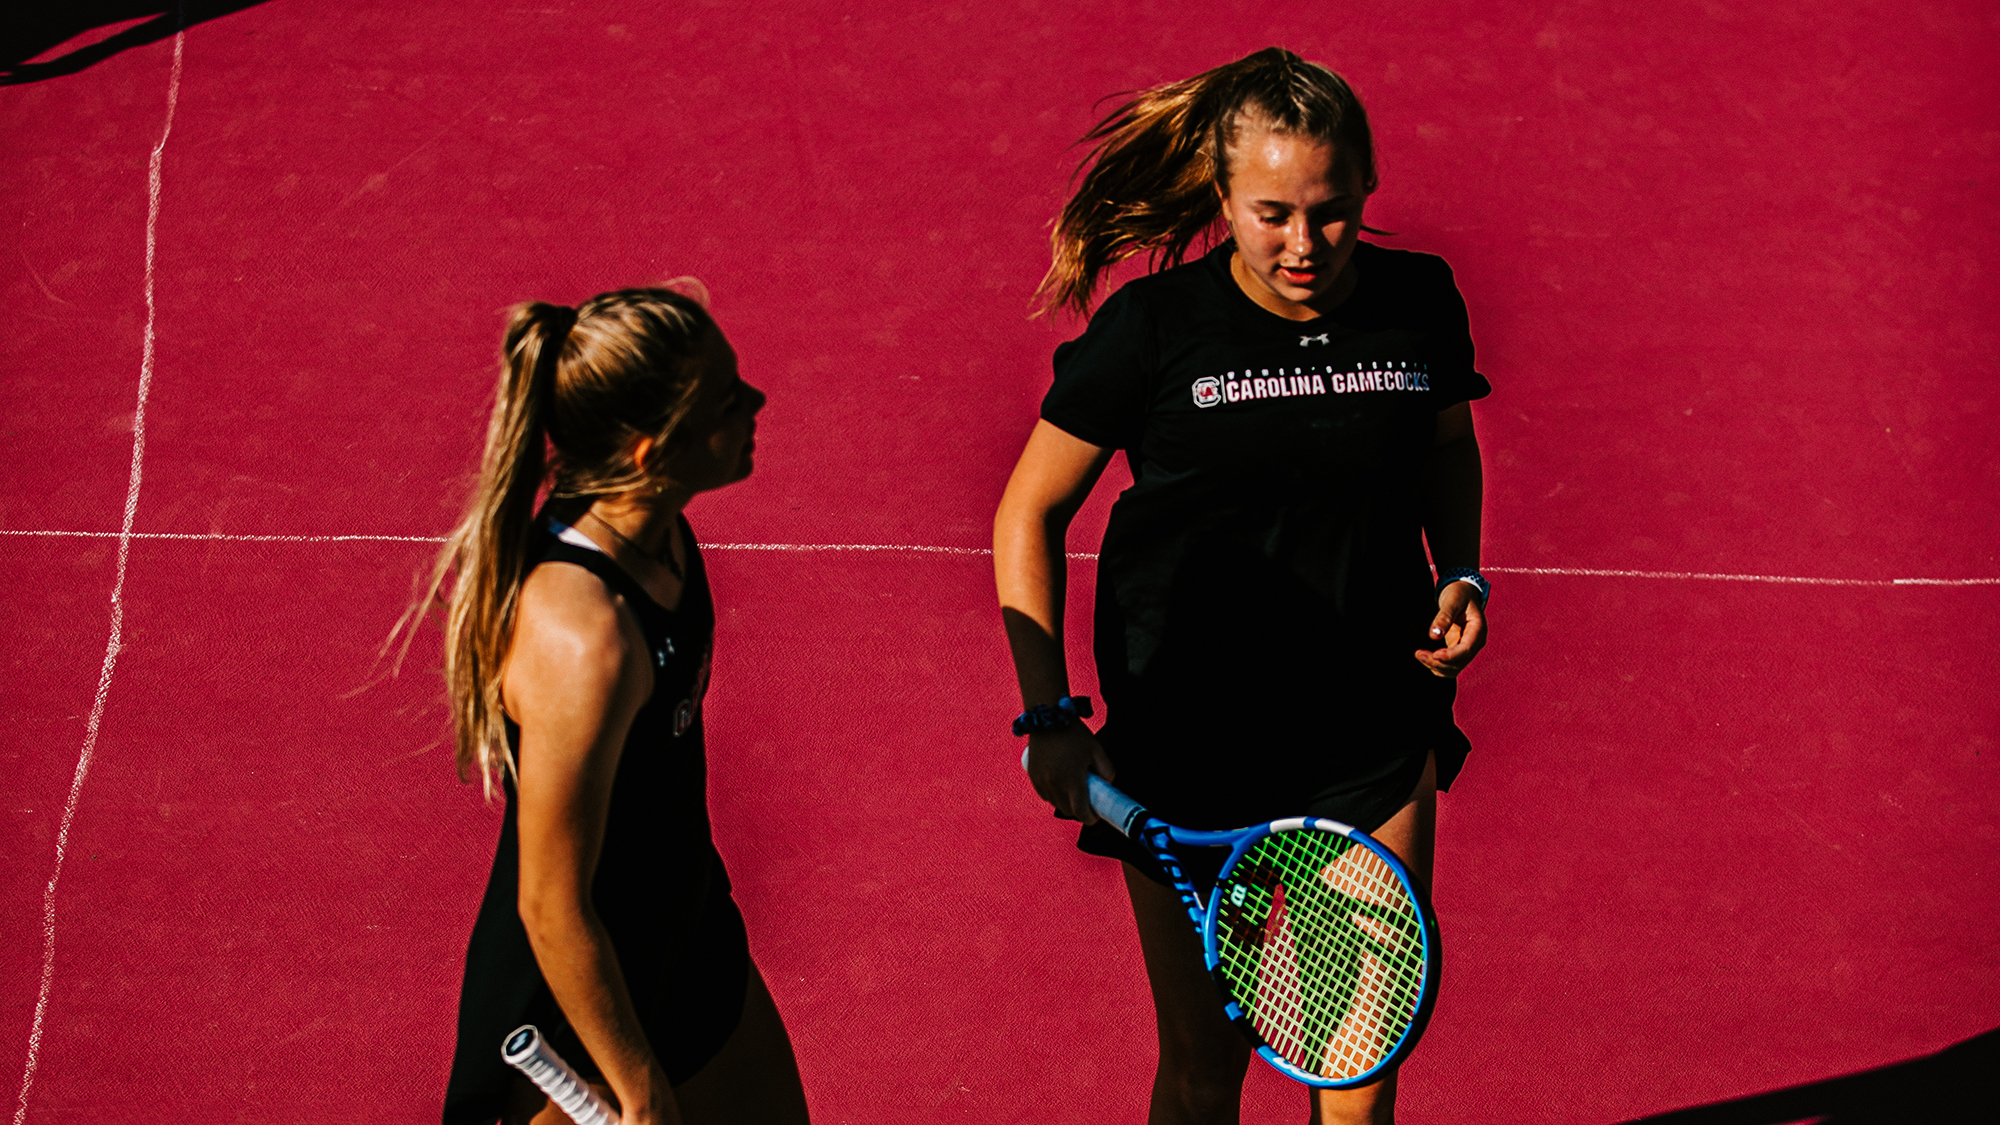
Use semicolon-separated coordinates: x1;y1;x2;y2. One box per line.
502;1025;620;1125
1086;774;1147;837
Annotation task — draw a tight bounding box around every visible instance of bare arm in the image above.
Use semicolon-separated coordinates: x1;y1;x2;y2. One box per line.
993;420;1117;823
506;564;679;1125
1416;401;1487;677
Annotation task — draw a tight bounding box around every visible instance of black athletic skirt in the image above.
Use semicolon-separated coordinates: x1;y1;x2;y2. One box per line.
441;837;751;1123
1076;708;1467;895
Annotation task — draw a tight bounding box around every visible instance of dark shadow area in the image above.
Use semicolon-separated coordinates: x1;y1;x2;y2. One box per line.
2;1;271;85
1620;1026;1998;1124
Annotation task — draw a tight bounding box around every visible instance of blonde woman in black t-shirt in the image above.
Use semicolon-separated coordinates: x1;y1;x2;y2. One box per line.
995;48;1489;1125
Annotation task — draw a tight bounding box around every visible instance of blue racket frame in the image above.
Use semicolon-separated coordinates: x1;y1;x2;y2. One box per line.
1094;772;1441;1089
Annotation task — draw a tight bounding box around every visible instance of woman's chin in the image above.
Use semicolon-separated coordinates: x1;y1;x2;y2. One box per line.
1255;271;1323;306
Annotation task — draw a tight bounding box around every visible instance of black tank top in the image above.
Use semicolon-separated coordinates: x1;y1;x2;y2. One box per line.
514;515;724;922
442;513;750;1122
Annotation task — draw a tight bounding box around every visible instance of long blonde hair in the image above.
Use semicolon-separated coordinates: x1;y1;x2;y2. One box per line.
1035;47;1378;318
396;287;717;796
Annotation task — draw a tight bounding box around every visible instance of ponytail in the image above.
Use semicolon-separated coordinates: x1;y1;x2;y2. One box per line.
1034;47;1378;318
395;302;573;796
389;288;714;798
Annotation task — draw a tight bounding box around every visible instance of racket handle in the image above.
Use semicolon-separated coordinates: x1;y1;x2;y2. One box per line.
1020;747;1150;836
502;1025;620;1125
1085;773;1148;837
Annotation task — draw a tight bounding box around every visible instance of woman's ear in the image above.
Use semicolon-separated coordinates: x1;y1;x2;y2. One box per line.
628;432;659;477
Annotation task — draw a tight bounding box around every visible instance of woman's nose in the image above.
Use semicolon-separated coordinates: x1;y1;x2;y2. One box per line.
1288;219;1316;256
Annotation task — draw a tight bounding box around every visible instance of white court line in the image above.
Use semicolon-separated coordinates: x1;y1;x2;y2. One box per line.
1484;565;2000;588
5;528;1997;585
704;540;994;556
1;529;446;544
14;28;185;1125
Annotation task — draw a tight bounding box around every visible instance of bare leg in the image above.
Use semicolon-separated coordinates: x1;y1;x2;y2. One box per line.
1308;751;1437;1125
1127;863;1254;1125
503;957;809;1125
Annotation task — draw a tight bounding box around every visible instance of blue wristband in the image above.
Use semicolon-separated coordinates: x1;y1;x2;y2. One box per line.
1435;567;1490;607
1013;696;1093;737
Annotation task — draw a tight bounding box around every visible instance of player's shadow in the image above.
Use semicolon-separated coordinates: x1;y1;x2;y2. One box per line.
2;1;271;85
1617;1026;1997;1123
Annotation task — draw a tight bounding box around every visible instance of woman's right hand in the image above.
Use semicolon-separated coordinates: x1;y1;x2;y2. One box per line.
602;1073;681;1125
1025;724;1116;825
620;1096;683;1125
996;421;1118;825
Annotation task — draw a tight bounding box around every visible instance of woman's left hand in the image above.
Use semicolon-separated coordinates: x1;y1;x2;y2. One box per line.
1415;582;1486;677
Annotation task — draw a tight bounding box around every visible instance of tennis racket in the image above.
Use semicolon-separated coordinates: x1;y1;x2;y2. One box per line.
502;1024;619;1125
1029;753;1441;1087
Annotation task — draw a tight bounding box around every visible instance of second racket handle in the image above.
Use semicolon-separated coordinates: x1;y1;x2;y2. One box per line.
501;1025;619;1125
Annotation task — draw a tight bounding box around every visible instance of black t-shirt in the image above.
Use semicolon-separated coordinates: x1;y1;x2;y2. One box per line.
1042;239;1490;827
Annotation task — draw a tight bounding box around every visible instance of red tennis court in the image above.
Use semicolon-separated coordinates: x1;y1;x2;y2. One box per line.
4;2;1996;1121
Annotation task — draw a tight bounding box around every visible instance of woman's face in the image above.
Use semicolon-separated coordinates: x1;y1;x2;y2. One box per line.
663;330;765;493
1218;128;1369;316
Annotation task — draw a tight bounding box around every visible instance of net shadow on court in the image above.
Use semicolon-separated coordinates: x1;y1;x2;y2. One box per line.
1618;1027;1999;1124
1;1;270;85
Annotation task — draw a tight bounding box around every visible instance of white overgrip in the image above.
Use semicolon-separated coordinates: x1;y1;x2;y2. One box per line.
502;1025;620;1125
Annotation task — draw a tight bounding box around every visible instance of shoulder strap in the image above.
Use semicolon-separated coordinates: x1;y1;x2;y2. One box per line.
677;514;709;596
534;519;660;616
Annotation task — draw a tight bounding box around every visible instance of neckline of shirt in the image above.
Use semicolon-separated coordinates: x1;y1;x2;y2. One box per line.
1202;239;1378;331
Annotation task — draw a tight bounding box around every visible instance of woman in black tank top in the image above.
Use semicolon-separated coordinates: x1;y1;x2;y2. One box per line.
406;287;809;1125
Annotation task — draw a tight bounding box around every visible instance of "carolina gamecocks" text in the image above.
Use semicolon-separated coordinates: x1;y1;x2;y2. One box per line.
1190;362;1432;409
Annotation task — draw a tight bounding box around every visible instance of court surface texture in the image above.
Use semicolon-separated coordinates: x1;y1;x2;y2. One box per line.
3;3;1996;1122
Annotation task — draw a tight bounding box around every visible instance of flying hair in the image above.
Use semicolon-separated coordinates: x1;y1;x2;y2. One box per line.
1034;47;1379;319
388;285;718;798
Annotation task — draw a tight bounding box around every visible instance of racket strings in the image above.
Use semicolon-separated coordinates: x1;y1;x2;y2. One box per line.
1264;884;1424;1056
1212;830;1427;1080
1280;852;1423;1074
1233;891;1413;1073
1279;872;1423;1075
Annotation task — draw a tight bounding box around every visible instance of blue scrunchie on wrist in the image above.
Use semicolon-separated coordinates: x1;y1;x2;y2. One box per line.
1435;567;1491;607
1013;696;1093;737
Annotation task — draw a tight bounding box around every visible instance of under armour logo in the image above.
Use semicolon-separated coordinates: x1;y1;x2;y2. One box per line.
1299;333;1331;346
